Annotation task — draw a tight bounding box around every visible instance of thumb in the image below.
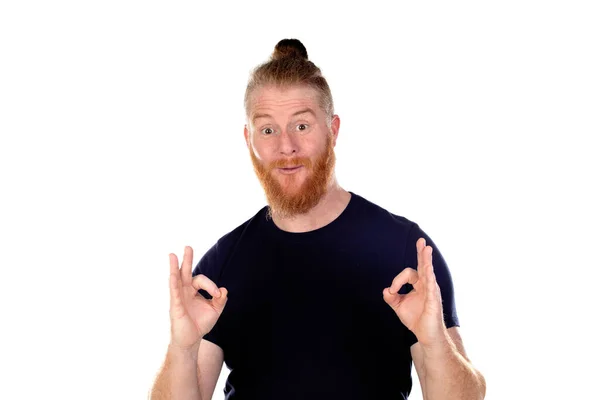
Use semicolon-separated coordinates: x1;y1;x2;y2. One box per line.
212;287;229;312
382;287;404;310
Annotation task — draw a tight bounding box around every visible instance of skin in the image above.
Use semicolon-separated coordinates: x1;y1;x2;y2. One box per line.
151;84;486;400
244;84;486;399
150;248;228;400
384;239;487;400
244;84;351;232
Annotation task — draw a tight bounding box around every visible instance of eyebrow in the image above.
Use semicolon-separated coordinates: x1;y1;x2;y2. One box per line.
291;108;316;118
252;108;316;125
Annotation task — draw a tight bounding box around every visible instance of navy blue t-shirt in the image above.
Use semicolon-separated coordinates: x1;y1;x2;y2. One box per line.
192;192;459;399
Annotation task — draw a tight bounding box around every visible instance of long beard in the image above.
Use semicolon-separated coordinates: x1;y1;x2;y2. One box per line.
250;135;336;219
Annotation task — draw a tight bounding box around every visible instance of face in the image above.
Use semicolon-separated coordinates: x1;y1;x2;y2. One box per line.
244;84;340;218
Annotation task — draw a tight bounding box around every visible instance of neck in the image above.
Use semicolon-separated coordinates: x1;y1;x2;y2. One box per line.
270;179;351;233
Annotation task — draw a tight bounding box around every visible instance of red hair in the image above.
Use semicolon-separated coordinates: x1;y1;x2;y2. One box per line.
244;39;334;123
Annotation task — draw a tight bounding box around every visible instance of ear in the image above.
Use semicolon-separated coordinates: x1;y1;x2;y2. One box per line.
330;115;341;147
244;125;250;149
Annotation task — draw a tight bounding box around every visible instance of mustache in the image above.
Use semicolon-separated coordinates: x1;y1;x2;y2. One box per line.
268;157;313;170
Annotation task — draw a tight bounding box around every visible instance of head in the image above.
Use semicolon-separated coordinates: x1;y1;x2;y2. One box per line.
244;39;340;219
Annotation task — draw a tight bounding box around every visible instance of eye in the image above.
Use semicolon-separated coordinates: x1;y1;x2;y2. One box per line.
296;124;308;131
261;127;274;135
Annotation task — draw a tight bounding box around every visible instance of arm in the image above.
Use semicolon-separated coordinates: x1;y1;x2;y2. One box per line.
383;238;486;400
196;339;225;400
150;247;228;399
411;327;486;400
150;342;202;400
150;339;224;400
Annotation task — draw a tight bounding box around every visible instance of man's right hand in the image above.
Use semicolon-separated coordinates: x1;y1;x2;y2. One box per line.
168;246;228;351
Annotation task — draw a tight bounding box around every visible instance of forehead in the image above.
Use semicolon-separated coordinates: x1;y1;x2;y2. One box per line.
249;85;321;120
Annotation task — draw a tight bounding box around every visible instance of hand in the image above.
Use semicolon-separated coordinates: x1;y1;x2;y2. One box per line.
168;246;228;351
383;238;446;347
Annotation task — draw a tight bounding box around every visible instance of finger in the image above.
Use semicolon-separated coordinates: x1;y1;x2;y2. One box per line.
382;288;406;309
169;253;181;294
191;274;221;298
388;267;419;294
422;246;440;298
424;245;435;282
416;238;426;277
424;245;433;267
212;287;229;311
181;246;193;287
169;253;185;317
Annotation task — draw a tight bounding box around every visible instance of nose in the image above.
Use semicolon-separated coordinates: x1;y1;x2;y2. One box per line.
277;130;298;156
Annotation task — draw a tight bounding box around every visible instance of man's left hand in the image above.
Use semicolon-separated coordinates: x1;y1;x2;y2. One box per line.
383;238;447;348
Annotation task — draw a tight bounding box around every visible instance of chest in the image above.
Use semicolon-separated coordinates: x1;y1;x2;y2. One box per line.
224;239;400;308
220;240;406;346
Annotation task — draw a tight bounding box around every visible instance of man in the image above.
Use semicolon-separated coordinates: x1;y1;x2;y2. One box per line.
151;39;486;400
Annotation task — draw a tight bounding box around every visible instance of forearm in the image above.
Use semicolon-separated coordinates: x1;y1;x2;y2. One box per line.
419;332;486;400
150;343;203;400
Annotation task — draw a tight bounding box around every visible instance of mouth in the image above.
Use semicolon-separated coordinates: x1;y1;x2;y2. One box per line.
277;166;303;174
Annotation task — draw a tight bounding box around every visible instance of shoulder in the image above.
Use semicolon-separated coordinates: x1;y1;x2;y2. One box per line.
350;192;418;233
352;193;460;328
213;206;268;252
350;192;444;266
192;206;268;278
347;192;426;267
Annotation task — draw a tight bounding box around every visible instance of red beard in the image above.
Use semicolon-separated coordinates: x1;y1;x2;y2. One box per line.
250;134;336;219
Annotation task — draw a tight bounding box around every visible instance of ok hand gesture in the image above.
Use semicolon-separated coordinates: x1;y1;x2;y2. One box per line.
169;246;228;351
383;238;446;347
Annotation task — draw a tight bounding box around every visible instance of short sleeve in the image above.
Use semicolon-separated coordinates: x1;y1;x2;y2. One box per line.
403;222;460;346
192;243;224;349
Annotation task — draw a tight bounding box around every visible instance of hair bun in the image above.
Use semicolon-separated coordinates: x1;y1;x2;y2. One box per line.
272;39;308;61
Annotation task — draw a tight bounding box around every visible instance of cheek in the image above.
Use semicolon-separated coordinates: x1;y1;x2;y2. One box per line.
252;147;278;170
250;142;268;162
251;137;276;158
309;140;328;159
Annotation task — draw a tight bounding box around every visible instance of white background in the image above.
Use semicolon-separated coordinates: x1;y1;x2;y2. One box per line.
1;1;598;399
